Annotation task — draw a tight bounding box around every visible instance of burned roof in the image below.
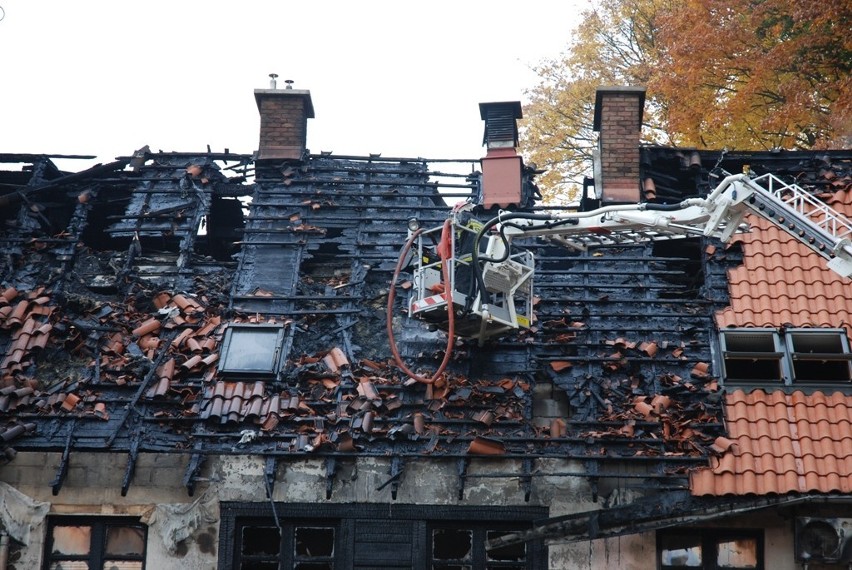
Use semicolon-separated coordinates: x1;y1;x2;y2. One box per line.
0;144;849;497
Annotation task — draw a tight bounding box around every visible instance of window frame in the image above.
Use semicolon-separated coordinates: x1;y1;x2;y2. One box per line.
43;515;147;570
719;328;852;388
719;329;786;383
233;516;340;569
430;524;532;569
657;528;764;570
218;324;286;377
219;502;547;570
784;328;852;383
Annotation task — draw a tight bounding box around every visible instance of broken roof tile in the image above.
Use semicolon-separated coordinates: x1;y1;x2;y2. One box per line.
468;436;505;455
323;347;349;373
132;318;161;337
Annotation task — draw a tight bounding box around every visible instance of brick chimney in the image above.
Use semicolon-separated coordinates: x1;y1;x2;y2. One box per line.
254;79;315;161
592;87;645;203
479;101;524;209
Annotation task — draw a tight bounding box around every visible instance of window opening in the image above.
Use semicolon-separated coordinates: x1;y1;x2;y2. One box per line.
486;531;526;563
785;329;852;382
233;520;337;570
294;526;334;569
658;529;762;570
44;517;146;570
720;328;852;387
241;526;280;557
431;527;527;570
716;538;758;568
720;330;784;382
433;528;473;565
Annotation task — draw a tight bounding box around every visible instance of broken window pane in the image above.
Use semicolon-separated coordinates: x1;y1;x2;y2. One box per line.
49;562;89;570
486;531;525;561
52;525;92;556
660;533;702;567
717;538;758;568
102;562;143;570
105;526;145;556
241;526;281;556
721;330;784;382
433;528;472;560
294;526;334;557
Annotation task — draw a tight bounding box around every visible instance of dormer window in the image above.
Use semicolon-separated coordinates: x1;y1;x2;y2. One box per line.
218;324;285;377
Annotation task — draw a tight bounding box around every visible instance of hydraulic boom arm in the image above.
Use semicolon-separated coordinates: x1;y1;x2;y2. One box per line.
402;171;852;346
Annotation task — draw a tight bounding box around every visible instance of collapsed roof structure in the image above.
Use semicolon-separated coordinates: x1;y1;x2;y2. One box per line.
0;83;850;569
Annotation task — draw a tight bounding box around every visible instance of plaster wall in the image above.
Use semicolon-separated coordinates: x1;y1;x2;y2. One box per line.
0;452;599;569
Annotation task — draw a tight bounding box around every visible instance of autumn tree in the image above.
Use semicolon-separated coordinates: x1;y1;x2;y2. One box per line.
522;0;668;202
523;0;851;202
653;0;851;150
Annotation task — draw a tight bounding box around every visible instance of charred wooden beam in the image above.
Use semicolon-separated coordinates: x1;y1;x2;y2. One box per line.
324;457;337;500
489;493;852;549
457;458;469;501
105;332;177;448
51;421;77;496
183;442;205;497
264;456;277;497
0;159;129;208
121;433;140;497
376;456;404;500
521;458;533;502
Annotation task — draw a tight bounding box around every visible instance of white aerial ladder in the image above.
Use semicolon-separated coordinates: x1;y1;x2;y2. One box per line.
400;171;852;346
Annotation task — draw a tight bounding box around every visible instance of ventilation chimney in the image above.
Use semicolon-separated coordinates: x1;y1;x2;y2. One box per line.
592;87;645;203
254;78;315;161
479;101;524;209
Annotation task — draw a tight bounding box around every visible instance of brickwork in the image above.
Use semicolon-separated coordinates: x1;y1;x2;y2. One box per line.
254;89;314;160
595;88;644;203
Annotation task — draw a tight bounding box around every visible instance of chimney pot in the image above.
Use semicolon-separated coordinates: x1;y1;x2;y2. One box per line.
269;73;278;89
479;101;525;209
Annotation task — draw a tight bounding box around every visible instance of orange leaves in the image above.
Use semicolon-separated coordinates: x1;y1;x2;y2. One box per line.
652;0;851;149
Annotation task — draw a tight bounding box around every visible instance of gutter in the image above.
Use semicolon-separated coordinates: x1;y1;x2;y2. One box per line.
488;493;852;549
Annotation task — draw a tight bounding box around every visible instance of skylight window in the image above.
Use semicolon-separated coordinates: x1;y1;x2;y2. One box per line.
719;329;784;383
785;329;852;383
218;324;285;377
719;328;852;386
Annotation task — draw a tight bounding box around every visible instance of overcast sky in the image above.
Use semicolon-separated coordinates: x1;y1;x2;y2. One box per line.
0;1;587;170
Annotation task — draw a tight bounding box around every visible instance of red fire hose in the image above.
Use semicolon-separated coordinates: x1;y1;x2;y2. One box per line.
386;219;455;384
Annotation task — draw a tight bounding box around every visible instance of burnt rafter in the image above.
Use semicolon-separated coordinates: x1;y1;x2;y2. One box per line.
183;442;206;497
50;419;77;496
264;455;277;497
376;456;405;500
324;457;337;500
121;430;141;497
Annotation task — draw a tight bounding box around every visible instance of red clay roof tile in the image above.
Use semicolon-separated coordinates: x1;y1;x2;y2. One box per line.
691;389;852;496
718;193;852;331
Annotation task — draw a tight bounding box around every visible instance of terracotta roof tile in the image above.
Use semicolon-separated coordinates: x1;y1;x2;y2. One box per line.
691;389;852;496
717;191;852;330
